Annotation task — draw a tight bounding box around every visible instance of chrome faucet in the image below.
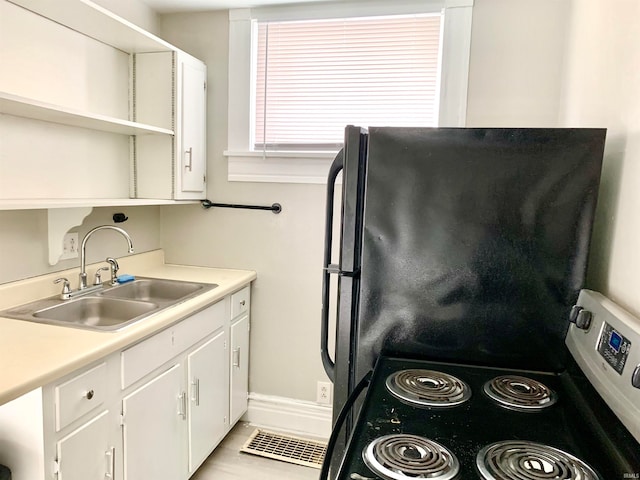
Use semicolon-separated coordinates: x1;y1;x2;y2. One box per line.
79;226;134;290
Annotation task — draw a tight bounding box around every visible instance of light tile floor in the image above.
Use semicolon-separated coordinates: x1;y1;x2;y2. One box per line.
192;422;322;480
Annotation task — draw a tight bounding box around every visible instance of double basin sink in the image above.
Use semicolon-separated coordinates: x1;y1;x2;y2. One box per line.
0;278;218;332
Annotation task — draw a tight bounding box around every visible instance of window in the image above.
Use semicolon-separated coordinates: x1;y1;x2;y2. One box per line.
255;14;442;151
227;0;473;183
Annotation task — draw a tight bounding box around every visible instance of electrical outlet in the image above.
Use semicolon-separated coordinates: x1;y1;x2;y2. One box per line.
60;233;79;260
317;381;332;405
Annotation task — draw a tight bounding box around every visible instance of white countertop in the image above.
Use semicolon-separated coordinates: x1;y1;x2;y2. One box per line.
0;250;256;405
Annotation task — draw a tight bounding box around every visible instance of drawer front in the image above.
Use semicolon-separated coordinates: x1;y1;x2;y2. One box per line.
121;326;174;389
231;286;250;319
55;362;107;431
121;300;226;389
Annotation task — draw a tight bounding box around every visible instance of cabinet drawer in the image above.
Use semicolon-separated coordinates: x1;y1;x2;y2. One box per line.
231;286;250;319
121;300;226;388
55;362;107;431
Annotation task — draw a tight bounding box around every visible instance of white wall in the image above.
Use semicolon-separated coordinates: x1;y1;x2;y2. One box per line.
466;0;571;126
158;0;574;403
158;11;331;402
93;0;160;34
559;0;640;316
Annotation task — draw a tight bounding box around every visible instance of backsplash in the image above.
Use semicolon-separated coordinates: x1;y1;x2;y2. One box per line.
0;206;161;285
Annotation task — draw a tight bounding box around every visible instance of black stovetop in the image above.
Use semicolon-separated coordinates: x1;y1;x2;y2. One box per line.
335;356;640;479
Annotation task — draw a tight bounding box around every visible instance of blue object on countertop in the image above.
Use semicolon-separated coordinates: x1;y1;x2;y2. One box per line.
116;274;136;284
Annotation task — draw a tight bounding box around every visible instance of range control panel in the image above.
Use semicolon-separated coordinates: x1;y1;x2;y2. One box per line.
566;289;640;444
597;323;631;375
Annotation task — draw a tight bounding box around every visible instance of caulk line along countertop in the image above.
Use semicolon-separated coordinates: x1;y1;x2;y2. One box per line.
0;250;256;405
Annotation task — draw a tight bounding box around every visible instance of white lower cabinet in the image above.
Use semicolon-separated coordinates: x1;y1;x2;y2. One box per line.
55;410;111;480
48;360;115;480
122;364;184;480
187;330;228;473
230;314;250;425
0;283;251;480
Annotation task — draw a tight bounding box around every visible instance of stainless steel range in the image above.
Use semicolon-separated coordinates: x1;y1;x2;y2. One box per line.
328;290;640;479
319;127;639;479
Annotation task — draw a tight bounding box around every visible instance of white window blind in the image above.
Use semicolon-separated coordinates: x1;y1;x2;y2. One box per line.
254;14;443;151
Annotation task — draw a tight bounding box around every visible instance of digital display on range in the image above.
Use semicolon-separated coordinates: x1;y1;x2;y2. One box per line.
597;323;630;375
609;331;622;352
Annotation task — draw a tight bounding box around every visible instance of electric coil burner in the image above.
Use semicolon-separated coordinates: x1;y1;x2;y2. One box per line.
483;375;557;412
363;434;460;480
385;369;471;408
476;441;600;480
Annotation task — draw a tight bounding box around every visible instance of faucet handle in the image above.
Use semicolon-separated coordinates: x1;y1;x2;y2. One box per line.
93;267;110;286
54;277;72;300
106;257;119;286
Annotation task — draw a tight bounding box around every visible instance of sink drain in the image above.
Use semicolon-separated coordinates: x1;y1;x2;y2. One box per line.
240;428;327;469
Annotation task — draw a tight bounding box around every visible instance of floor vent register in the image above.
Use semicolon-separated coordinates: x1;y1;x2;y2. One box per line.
240;428;327;469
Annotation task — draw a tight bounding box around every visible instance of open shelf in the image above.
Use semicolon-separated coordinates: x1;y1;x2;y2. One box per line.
0;199;200;211
6;0;175;54
0;93;174;136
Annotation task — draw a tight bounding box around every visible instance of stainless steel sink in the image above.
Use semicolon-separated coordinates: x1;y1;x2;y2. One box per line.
101;278;208;303
0;277;217;332
33;297;158;330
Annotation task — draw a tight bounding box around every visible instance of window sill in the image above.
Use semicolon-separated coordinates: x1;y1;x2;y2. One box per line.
224;150;338;184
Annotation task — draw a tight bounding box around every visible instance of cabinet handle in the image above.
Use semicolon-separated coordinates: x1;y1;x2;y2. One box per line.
233;347;241;368
191;378;200;406
84;389;95;400
178;391;187;419
105;447;115;479
185;147;193;171
239;300;246;307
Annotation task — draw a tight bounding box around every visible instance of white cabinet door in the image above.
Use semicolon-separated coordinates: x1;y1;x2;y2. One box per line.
56;410;111;480
230;315;250;425
122;364;185;480
177;54;206;198
187;329;228;473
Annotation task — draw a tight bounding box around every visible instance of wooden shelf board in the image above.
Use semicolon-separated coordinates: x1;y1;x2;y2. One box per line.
7;0;176;53
0;93;174;136
0;199;201;210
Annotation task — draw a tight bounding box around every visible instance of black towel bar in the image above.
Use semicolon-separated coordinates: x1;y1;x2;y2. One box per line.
201;200;282;214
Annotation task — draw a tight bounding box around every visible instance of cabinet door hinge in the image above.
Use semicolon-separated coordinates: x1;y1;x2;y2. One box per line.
224;340;228;350
120;413;125;426
53;459;60;478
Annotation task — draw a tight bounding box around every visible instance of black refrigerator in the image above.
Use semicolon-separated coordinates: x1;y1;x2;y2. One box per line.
320;126;606;467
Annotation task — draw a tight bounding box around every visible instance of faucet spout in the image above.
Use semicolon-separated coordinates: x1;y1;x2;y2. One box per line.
79;226;134;289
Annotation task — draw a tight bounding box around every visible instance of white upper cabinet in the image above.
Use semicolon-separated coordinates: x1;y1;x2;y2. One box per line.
179;55;207;197
0;0;207;207
134;51;207;200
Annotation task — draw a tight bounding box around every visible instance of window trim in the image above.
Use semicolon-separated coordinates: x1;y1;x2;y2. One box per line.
226;0;474;184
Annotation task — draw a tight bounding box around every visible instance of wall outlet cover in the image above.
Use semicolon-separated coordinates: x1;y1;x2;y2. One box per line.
60;232;79;260
316;381;332;405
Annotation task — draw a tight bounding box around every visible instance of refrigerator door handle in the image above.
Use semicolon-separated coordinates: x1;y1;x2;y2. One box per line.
321;149;344;382
325;263;360;277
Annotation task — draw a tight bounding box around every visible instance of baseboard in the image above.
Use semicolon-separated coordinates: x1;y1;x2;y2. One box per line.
242;393;332;439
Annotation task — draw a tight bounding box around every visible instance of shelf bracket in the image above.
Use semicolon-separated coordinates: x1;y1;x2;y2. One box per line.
47;207;93;265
